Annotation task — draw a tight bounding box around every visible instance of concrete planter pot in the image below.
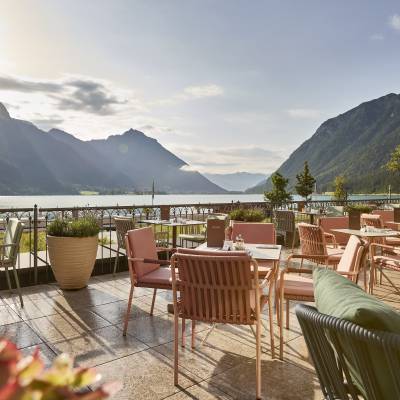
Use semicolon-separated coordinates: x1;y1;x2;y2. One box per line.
47;235;98;289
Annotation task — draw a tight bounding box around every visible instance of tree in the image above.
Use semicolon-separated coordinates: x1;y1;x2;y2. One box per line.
295;161;316;201
386;145;400;173
264;172;292;207
333;175;347;201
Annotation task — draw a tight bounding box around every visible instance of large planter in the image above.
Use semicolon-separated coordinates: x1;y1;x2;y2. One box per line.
47;235;98;289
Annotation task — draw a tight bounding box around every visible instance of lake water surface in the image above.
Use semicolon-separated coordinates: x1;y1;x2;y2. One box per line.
0;193;397;209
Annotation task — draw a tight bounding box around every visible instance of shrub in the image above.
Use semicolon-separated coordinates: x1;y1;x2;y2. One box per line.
344;204;374;214
229;208;265;222
47;216;100;237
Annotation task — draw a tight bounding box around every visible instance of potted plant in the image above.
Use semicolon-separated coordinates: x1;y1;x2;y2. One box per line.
344;204;374;230
47;216;100;289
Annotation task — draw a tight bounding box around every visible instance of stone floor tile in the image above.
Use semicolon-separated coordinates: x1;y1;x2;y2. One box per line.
59;287;122;309
206;356;323;400
48;325;148;367
28;309;111;342
0;305;21;325
90;297;165;325
153;329;257;380
0;321;42;349
20;343;57;368
278;335;315;372
166;381;233;399
92;349;201;400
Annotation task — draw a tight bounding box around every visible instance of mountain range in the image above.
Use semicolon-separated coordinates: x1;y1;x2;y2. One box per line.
247;93;400;194
0;103;225;195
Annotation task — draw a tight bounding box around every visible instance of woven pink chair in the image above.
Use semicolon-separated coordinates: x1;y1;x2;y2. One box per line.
297;223;344;267
171;250;274;399
230;222;276;277
123;227;172;336
276;235;367;359
318;216;349;247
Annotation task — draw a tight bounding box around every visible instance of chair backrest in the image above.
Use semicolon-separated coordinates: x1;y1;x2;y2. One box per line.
298;223;327;259
3;218;23;262
273;210;295;233
231;222;275;244
171;251;257;324
335;235;365;277
114;217;135;249
372;209;393;225
296;304;400;400
319;216;349;246
360;213;382;228
125;227;159;280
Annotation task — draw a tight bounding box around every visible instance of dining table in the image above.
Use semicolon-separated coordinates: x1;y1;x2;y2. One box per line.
139;219;206;248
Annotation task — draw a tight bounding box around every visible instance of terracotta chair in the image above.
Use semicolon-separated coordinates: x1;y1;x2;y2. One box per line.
372;209;393;227
113;216;135;275
276;235;367;359
370;242;400;295
123;227;172;335
318;216;349;247
171;250;274;399
297;223;344;268
230;222;276;277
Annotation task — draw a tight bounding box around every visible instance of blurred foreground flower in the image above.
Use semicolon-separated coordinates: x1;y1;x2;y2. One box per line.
0;339;121;399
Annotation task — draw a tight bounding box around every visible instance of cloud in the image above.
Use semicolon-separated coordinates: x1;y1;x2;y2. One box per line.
0;76;61;93
287;108;320;119
389;14;400;31
170;144;284;174
0;74;127;115
180;164;198;172
152;83;224;106
183;84;223;98
370;33;384;41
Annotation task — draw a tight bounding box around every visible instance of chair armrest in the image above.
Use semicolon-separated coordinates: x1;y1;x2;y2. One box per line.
283;267;313;274
370;243;397;256
324;232;338;248
128;257;170;266
156;247;176;253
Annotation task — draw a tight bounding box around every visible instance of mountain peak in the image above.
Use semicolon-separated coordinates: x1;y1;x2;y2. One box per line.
0;103;11;119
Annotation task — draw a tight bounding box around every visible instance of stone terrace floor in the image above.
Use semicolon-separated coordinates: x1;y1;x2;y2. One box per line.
1;251;399;399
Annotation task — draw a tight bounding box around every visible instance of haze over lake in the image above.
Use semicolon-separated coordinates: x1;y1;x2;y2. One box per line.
0;193;397;209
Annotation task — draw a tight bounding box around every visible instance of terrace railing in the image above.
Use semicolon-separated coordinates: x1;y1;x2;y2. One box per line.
0;196;399;289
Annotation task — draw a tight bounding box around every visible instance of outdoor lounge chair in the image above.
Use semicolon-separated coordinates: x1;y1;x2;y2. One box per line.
171;250;274;399
122;227;172;335
277;235;367;359
1;218;24;307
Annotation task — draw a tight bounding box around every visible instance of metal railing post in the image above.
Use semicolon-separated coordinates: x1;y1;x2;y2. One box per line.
33;204;38;284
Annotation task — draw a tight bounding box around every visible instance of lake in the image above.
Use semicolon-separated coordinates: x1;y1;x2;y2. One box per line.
0;193;396;209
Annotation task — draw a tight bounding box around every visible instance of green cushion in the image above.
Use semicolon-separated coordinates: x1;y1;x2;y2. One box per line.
313;268;400;399
314;268;400;333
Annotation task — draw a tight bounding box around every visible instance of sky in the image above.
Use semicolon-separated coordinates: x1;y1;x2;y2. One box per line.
0;1;400;174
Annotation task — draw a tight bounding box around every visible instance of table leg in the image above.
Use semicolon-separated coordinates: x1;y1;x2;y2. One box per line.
310;214;314;225
172;225;177;248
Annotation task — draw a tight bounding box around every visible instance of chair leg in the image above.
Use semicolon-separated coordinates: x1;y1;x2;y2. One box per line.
191;320;196;349
150;289;157;315
123;285;134;336
4;266;12;291
256;318;262;400
12;266;23;308
113;245;119;276
291;229;296;251
279;292;284;360
268;300;275;359
286;300;290;329
181;318;186;347
174;309;179;386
